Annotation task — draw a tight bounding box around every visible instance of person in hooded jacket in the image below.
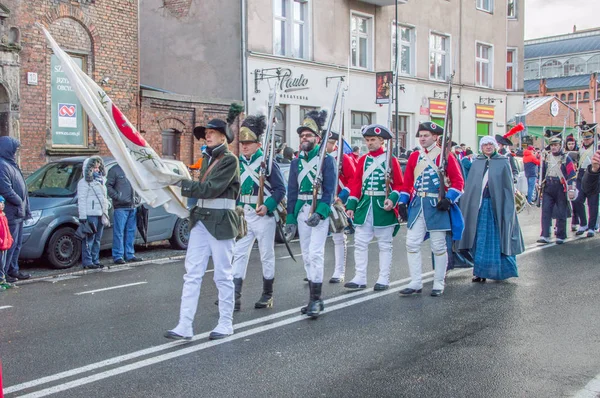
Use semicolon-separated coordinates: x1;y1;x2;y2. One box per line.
77;156;109;269
0;136;31;283
0;195;15;289
523;145;541;204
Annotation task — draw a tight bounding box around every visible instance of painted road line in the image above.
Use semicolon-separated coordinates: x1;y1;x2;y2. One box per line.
3;242;566;396
43;276;81;283
573;372;600;398
0;305;13;310
153;259;179;265
102;267;133;273
74;282;148;296
14;273;448;398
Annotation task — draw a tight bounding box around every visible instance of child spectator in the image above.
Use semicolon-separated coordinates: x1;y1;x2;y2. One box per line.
0;195;15;289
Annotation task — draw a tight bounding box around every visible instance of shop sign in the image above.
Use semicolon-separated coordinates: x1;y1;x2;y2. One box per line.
550;100;559;117
429;99;447;116
51;54;86;146
279;68;309;92
476;104;495;120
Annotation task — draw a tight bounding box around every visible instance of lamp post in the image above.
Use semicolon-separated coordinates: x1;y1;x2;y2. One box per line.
394;0;399;154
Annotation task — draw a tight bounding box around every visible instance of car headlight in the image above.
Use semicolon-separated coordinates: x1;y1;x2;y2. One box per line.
23;210;42;227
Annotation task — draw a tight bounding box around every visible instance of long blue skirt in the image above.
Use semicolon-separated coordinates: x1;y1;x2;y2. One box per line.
472;198;518;280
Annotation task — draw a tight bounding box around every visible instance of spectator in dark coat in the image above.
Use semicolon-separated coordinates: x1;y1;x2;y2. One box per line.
0;137;31;282
582;150;600;196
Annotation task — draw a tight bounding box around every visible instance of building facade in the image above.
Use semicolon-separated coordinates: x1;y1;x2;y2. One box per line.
246;0;525;152
524;27;600;131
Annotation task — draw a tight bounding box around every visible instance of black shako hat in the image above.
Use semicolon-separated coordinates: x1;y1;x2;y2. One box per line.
362;124;393;140
417;121;444;137
494;134;513;146
239;114;267;143
297;110;328;137
193;119;233;144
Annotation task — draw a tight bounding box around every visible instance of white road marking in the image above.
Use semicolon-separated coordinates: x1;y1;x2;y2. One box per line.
101;267;133;273
74;282;147;296
4;242;575;396
573;372;600;397
43;276;81;283
0;305;13;310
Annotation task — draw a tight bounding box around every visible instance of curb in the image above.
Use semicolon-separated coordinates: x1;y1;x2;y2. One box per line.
12;254;186;286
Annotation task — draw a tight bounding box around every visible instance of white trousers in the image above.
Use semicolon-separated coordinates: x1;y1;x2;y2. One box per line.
350;208;394;285
172;221;235;337
331;232;347;279
232;206;277;280
405;212;448;291
297;204;330;283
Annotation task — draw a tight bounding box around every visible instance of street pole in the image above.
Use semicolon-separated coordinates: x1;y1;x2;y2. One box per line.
394;0;399;154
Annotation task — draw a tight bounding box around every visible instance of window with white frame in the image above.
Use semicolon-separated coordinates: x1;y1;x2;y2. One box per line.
351;13;372;69
541;59;562;78
506;49;516;90
429;33;449;81
477;0;493;12
507;0;516;18
524;62;539;80
476;43;493;87
392;23;415;76
273;0;310;59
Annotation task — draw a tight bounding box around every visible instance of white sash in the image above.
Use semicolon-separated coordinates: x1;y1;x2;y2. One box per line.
240;158;263;187
298;157;320;186
362;154;386;184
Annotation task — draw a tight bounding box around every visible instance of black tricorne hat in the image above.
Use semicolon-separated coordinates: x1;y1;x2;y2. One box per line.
494;134;513;146
417;121;444;136
193;119;234;144
362;124;393;140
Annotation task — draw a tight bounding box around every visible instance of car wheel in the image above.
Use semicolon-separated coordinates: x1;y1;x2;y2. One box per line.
275;223;295;244
46;226;81;269
169;218;189;250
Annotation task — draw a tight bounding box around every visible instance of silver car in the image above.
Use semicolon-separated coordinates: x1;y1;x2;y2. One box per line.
21;157;191;269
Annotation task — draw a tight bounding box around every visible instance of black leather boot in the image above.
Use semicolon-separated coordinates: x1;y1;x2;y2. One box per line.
255;277;274;308
233;277;243;311
307;282;324;319
300;280;311;315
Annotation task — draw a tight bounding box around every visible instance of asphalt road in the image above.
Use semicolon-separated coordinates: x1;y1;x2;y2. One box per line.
1;207;600;398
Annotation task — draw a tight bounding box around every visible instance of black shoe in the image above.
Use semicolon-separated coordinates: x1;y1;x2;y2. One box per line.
399;288;422;296
303;277;309;282
10;272;30;280
575;230;587;236
208;331;231;340
5;275;17;283
83;264;101;270
373;283;389;291
343;281;367;290
306;282;324;319
126;256;143;263
430;289;443;297
471;276;486;283
113;258;126;265
164;331;192;341
255;278;274;309
329;276;344;284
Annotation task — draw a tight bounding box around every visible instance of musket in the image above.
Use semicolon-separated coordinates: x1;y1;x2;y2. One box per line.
437;72;455;202
385;60;400;199
335;90;346;180
534;150;545;208
256;84;277;210
311;79;342;215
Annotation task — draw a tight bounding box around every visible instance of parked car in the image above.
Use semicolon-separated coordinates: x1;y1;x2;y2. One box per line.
21;157;191;269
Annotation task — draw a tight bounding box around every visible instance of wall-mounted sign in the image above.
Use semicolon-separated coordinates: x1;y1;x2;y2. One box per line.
27;72;38;85
429;99;447;116
279;68;309;92
51;54;86;146
375;71;393;104
420;106;430;115
550;100;559;117
476;104;495;120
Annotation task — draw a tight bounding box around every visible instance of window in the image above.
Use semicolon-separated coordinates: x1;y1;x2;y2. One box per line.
392;114;409;149
541;59;562;78
477;0;493;13
506;49;516;90
588;55;600;73
299;106;317;122
568;93;574;102
273;0;310;59
476;43;493;88
584;92;590;100
351;111;372;128
161;129;180;160
429;33;449;81
351;13;372;69
560;94;566;101
392;23;415;75
524;62;539;80
563;57;586;76
507;0;516;18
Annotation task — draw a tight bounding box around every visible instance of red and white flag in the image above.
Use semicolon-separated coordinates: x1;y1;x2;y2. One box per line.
39;25;189;218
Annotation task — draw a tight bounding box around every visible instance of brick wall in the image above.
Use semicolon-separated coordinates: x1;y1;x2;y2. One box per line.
14;0;139;174
526;100;576;130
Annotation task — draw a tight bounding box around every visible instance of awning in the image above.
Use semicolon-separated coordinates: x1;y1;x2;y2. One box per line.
525;126;577;138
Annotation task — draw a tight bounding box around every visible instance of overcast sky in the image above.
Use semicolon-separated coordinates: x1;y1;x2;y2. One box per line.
525;0;600;40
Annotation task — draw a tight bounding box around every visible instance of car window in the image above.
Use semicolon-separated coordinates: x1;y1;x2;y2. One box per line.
26;162;82;197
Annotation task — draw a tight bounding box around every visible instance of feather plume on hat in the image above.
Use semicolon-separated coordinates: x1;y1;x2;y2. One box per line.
305;109;328;131
504;122;524;138
227;102;244;125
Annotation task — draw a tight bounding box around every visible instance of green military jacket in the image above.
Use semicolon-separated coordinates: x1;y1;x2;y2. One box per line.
181;144;241;240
